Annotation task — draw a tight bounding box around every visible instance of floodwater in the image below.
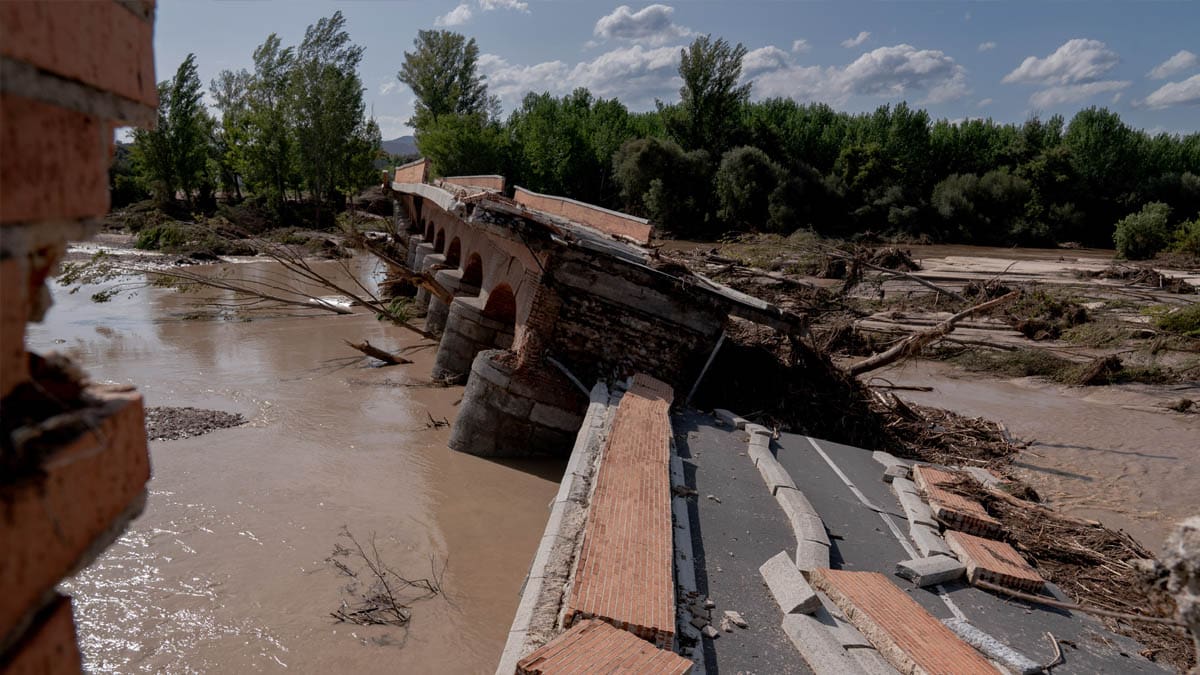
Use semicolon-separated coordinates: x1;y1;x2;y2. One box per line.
26;254;563;673
874;359;1200;551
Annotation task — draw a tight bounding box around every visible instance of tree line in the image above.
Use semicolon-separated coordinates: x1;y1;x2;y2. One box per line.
404;31;1200;257
120;11;382;223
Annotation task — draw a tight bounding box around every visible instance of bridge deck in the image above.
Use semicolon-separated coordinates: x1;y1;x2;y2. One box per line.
563;374;676;647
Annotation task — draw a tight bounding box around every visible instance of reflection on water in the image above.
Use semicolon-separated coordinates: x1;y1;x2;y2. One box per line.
28;255;563;673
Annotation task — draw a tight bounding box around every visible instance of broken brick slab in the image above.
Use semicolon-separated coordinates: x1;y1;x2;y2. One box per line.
515;619;692;675
912;466;1001;538
563;374;676;647
809;568;996;675
0;595;81;675
945;531;1045;593
0;386;149;641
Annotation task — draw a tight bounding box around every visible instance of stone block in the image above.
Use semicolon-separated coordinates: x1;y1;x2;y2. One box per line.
759;551;821;614
895;556;966;587
795;540;831;572
0;95;110;224
963;466;1003;489
909;523;954;558
0;387;148;640
776;486;819;519
744;423;772;438
894;487;937;528
780;613;860;675
713;408;739;427
882;464;910;483
0;1;157;105
747;437;773;467
756;454;797;495
871;450;910;470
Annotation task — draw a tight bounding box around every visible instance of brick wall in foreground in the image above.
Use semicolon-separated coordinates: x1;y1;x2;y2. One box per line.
0;2;157;671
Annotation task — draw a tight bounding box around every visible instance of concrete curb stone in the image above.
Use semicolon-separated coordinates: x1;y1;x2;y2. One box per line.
759;551;821;615
895;556;966;587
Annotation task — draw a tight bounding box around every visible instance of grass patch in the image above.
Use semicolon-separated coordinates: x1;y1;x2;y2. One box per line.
1062;321;1131;348
941;347;1177;385
1002;288;1089;340
1149;303;1200;337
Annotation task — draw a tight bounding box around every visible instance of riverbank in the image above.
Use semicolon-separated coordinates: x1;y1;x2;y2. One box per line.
28;255;561;673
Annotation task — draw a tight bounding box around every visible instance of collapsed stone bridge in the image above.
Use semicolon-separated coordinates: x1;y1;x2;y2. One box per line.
382;158;804;458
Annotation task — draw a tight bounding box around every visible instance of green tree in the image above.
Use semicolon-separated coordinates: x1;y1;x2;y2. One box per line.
663;35;750;153
290;11;378;219
398;30;492;130
130;54;213;207
932;170;1033;244
210;68;252;200
417;113;507;178
243;33;297;211
613;137;710;233
714;146;781;230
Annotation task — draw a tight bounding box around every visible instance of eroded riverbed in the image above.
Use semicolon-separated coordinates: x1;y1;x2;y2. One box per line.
27;255;562;673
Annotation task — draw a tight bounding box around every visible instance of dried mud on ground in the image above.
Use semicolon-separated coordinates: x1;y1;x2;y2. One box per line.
144;406;246;441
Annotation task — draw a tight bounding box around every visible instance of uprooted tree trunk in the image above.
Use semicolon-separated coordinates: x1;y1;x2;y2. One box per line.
344;340;413;365
847;291;1020;377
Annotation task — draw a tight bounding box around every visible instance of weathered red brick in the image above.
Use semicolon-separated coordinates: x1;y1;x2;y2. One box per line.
563;375;676;647
945;531;1045;592
810;568;995;675
0;95;111;224
0;1;156;106
1;595;81;675
0;258;30;398
0;387;150;640
913;465;1002;537
514;187;652;245
516;619;692;675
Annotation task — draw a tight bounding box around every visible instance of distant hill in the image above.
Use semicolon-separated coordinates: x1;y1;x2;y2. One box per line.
382;135;418;158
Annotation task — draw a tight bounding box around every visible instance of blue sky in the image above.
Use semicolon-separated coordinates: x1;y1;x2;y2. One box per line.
153;1;1200;140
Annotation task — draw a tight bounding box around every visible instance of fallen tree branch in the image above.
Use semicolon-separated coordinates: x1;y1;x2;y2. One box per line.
974;580;1185;628
822;245;968;302
847;291;1020;377
344;340;412;365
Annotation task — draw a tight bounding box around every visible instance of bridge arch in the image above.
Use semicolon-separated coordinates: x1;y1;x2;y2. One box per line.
425;220;434;240
445;238;462;268
434;229;446;254
462;253;483;290
483;283;516;324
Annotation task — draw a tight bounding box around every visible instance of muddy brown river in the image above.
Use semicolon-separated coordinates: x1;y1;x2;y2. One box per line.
27;255;563;673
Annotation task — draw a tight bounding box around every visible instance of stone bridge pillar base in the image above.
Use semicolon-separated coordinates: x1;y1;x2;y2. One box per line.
413;252;445;313
449;350;586;457
426;269;480;336
405;235;426;269
431;297;514;382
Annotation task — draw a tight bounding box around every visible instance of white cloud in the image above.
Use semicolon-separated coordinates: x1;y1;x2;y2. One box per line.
479;0;529;12
1002;38;1119;86
978;41;996;52
752;43;969;105
435;3;472;26
1142;73;1200;108
743;46;792;78
977;97;993;107
480;44;683;109
593;4;693;46
1112;92;1122;104
379;80;400;96
841;31;871;48
1148;50;1199;80
792;39;811;54
1028;80;1130;108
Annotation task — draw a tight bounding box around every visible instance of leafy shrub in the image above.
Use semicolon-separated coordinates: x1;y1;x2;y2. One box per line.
613;137;711;234
1113;202;1172;260
1170;217;1200;257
